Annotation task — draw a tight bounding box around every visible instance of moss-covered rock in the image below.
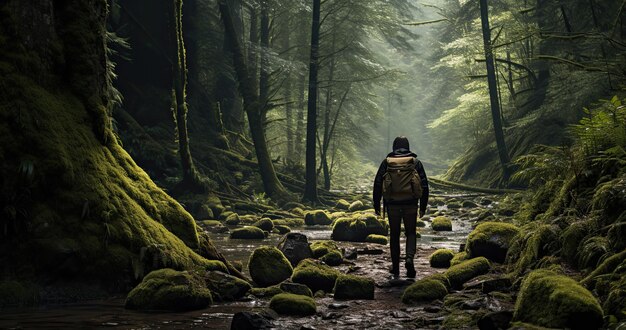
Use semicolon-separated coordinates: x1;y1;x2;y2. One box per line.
416;219;426;228
279;282;313;297
507;224;560;274
444;257;491;289
248;246;293;287
331;214;388;242
466;222;520;263
304;210;332;226
320;250;343;266
291;259;340;292
311;240;339;258
204;271;251;301
330;211;347;220
249;285;283;298
333;274;374;300
431;216;452;231
427;273;452;290
348;200;366;212
366;234;388;245
560;220;592;264
401;277;448;304
513;269;603;329
274;225;291;234
269;293;316;316
224;213;241;226
578;236;610;269
253;218;274;232
335;199;351;210
125;269;212;311
230;226;266;239
450;251;468;266
429;249;454;268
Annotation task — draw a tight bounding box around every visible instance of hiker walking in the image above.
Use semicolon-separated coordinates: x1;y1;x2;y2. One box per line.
373;136;429;278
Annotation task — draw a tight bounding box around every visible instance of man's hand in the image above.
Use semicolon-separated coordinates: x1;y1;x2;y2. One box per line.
419;209;425;218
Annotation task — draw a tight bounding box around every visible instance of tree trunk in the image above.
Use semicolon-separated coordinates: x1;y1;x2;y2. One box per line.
259;1;270;121
294;17;308;165
321;34;336;191
479;0;510;181
282;23;295;163
218;0;287;199
247;5;259;98
303;0;321;203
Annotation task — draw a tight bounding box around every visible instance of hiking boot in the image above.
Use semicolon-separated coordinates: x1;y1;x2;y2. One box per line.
405;260;416;278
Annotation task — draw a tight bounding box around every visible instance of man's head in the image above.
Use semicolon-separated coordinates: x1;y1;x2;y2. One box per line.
392;136;410;151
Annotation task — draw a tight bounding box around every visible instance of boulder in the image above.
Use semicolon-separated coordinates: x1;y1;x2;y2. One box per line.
416;219;426;228
331;214;388;242
248;246;293;287
277;232;314;267
253;218;274;232
431;216;452;231
279;282;313;297
462;200;478;208
477;311;513;330
273;225;291;234
513;269;603;329
366;234;388;245
291;259;340;292
230;311;273;330
429;249;454;268
333;274;374;300
230;226;265;239
204;271;251;301
320;250;343;266
311;240;340;258
463;275;512;294
401;277;448;304
444;257;491;289
335;199;351;210
249;286;283;298
224;213;241;226
304;210;332;226
125;269;212;311
269;293;316;316
466;222;520;263
348;200;367;212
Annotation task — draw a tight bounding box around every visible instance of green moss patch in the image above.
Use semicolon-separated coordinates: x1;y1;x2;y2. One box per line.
311;240;339;258
333;274;374;300
450;252;468;266
274;225;291;234
249;285;283;298
429;249;454;268
269;293;316;316
331;214;388;242
513;269;603;329
230;226;265;239
125;269;212;311
291;259;340;292
335;199;351;210
416;220;426;228
432;216;452;231
348;200;367;212
304;210;332;226
252;218;274;232
444;257;490;289
248;246;293;287
402;277;448;304
320;250;343;266
366;234;388;245
466;222;520;263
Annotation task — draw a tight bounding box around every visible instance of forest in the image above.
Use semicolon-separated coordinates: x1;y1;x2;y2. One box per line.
0;0;625;329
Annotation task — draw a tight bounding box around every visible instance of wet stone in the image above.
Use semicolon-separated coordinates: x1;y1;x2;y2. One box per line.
344;248;358;260
230;311;273;330
322;312;342;320
391;311;410;318
464;276;512;293
328;303;349;310
462;298;486;310
357;247;384;255
477;310;513;330
277;232;314;267
424;305;442;313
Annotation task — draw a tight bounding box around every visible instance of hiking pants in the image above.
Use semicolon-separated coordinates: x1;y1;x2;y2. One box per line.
387;205;418;267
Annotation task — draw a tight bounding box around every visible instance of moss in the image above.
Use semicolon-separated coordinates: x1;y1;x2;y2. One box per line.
0;281;39;307
199;220;221;227
450;251;468;266
311;240;340;258
335;199;351;210
442;311;475;329
204;271;251;301
248;246;293;287
304;210;332;226
513;269;603;329
219;211;235;220
582;249;626;287
416;219;426;228
466;222;520;263
578;236;611;269
447;201;462;209
427;273;452;290
269;293;316;316
431;216;452;231
365;234;388;245
348;200;366;212
125;269;212;311
320;250;343;266
291;259;340;292
249;285;283;298
274;225;291;234
333;274;374;300
330;211;347;220
230;226;265;239
253;218;274;232
279;282;313;297
204;260;228;273
429;249;455;268
560;220;592;264
508;224;560;275
224;213;241;226
331;214;388;242
444;257;490;289
401;278;448;304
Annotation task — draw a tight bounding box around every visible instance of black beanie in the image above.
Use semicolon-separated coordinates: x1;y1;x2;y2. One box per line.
392;136;410;151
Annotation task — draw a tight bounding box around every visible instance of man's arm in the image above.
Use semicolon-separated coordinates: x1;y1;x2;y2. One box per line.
416;160;429;217
372;159;387;215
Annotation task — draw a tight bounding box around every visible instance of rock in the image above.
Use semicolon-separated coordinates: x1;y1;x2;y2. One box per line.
204;271;251;301
401;277;448;304
365;234;388;245
477;310;513;330
209;225;229;234
322;312;342;320
231;260;243;272
248;246;293;287
291;259;340;292
561;220;592;264
498;209;515;217
333;274;375;300
269;293;316;316
273;225;291;234
311;240;340;258
330;211;347;220
424;305;442;313
444;257;491;289
427;273;452;290
480;198;493;206
335;199;351;210
462;298;486;310
249;286;283;298
230;226;265;239
462;200;479;208
253;218;274;232
278;233;314;267
447;202;462;209
283;201;305;210
466;222;520;263
304;210;332;226
320;250;343;266
195;204;214;220
280;282;313;297
513;269;603;329
125;269;212;311
331;214;388;242
431;216;452;231
224;213;241;226
416;220;426;228
429;249;454;268
357;247;384;255
464;275;512;293
450;252;468;266
348;201;367;212
230;311;273;330
344;248;358;260
328;302;349;309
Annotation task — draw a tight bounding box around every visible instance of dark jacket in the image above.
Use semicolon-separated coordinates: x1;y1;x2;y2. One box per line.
372;148;429;214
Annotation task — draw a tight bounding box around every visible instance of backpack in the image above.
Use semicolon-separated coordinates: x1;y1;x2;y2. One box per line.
382;156;423;202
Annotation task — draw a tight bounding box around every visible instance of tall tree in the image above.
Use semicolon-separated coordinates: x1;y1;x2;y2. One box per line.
479;0;510;180
303;0;321;203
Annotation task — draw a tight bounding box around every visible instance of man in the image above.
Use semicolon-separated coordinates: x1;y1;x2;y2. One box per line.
373;136;429;278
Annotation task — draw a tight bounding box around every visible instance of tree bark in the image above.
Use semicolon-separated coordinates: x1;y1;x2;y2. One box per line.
282;22;295;163
303;0;321;203
259;1;270;120
479;0;510;181
320;33;336;190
